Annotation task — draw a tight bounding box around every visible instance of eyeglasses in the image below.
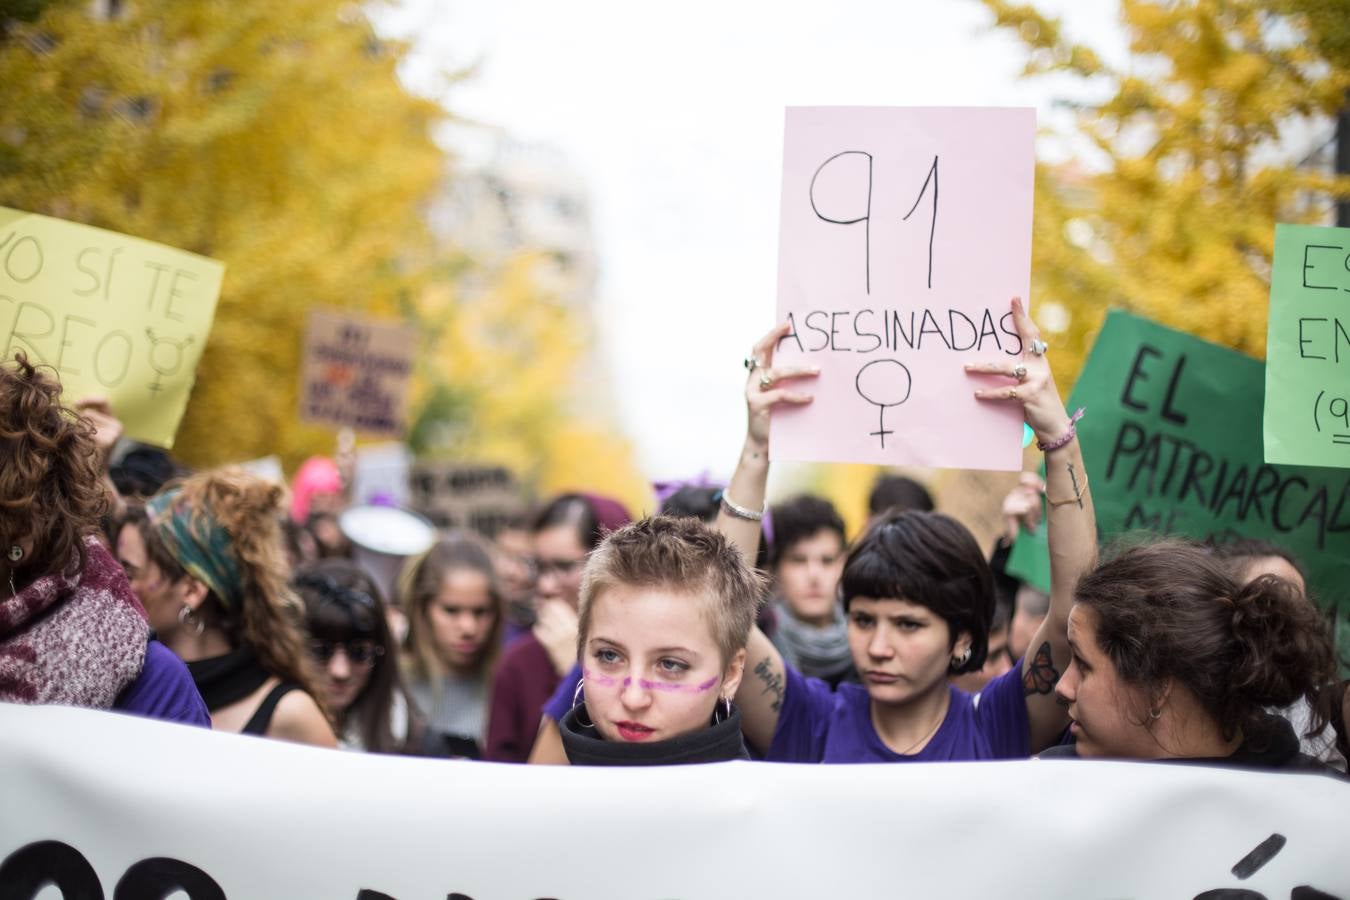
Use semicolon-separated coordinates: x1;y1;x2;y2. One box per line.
309;638;384;665
528;556;587;578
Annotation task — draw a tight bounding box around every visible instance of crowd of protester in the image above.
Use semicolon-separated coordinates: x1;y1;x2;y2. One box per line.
1;296;1347;781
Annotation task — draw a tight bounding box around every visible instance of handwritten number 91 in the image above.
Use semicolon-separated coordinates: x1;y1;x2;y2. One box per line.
809;152;939;295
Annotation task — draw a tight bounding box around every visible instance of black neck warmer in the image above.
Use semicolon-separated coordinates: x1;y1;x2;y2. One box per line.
559;703;750;766
187;646;270;712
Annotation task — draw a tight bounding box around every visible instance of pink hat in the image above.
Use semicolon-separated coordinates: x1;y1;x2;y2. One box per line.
290;456;342;523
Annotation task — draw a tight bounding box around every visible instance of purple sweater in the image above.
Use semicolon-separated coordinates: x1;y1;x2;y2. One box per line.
114;640;211;727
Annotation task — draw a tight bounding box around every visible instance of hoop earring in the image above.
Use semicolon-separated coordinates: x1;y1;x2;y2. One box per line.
177;605;205;637
572;678;593;728
712;695;732;725
950;646;972;670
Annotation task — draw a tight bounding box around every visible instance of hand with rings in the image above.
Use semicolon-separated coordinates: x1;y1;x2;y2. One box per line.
743;322;819;448
964;297;1071;446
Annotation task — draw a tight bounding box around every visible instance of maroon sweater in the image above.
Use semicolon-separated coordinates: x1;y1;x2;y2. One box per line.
485;633;560;762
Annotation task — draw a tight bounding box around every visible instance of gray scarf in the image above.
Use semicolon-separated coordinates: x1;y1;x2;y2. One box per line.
771;600;854;683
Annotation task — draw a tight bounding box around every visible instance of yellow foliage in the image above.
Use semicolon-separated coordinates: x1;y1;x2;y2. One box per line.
0;1;651;502
0;0;445;467
980;0;1350;390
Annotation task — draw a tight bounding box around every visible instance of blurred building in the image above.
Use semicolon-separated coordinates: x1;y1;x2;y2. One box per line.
430;136;615;420
432;138;596;306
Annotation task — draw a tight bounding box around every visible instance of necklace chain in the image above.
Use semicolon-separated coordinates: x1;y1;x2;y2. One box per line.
892;695;949;756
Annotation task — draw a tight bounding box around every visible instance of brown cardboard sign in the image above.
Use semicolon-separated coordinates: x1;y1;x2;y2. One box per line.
299;310;416;436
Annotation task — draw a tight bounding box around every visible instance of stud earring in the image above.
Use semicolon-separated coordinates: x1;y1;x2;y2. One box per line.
7;545;22;563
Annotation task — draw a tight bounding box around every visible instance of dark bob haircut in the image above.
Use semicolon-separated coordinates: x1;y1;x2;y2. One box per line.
841;510;994;674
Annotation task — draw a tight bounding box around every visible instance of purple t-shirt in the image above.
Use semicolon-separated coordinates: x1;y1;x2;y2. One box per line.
767;661;1030;763
543;663;583;723
114;640;211;727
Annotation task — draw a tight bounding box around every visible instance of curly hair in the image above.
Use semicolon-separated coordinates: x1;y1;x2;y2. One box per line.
0;352;109;580
1075;539;1337;742
140;467;327;716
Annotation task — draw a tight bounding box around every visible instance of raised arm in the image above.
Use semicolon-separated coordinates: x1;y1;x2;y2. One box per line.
968;298;1097;752
715;323;816;752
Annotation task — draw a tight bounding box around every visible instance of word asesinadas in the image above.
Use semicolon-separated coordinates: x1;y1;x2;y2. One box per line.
779;306;1023;356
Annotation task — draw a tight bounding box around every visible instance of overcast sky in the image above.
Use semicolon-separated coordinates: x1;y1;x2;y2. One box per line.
378;0;1125;483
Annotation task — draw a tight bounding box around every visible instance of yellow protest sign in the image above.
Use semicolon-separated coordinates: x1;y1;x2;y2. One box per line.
0;207;224;447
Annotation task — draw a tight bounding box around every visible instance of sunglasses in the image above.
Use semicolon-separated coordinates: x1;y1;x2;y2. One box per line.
309;638;384;665
529;557;586;578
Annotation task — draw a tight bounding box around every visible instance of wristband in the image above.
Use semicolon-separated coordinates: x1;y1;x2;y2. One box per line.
720;491;764;522
1037;408;1085;452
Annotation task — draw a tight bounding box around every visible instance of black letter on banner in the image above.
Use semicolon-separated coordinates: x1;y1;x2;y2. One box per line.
1302;244;1341;290
1161;354;1189;425
356;892;397;900
113;858;224;900
0;840;103;900
901;156;939;289
809;151;873;294
1121;344;1162;412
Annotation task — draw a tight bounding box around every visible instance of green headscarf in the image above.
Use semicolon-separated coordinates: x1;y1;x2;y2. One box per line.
144;487;245;612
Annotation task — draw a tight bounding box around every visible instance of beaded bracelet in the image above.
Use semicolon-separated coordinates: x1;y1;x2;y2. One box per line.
1037;407;1086;452
720;491;764;522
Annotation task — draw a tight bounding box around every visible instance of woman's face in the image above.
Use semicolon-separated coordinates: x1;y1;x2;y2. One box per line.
847;596;968;705
425;568;496;674
313;637;380;713
1056;604;1159;759
775;528;845;626
582;583;744;744
116;523;184;636
533;525;588;610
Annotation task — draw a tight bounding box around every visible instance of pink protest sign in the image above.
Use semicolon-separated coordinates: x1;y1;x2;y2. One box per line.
771;107;1035;470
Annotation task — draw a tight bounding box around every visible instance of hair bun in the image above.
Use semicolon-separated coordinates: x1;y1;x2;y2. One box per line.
1226;575;1334;711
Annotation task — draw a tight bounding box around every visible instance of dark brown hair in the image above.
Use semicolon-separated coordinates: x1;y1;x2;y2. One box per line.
768;493;846;567
1074;539;1337;741
579;516;767;666
0;353;109;581
295;559;420;754
841;510;994;674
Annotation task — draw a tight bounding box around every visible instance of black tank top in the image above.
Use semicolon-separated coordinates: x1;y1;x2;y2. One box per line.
242;681;300;736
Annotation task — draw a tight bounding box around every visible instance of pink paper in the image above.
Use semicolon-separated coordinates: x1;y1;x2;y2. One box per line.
771;107;1035;471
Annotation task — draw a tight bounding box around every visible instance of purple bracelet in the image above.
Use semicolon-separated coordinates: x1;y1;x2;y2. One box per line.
1037;408;1085;452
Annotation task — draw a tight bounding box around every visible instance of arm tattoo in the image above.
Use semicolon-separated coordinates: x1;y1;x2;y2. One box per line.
1022;641;1061;696
1067;462;1085;510
754;657;784;714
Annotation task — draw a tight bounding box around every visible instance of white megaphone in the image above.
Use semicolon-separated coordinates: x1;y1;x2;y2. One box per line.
338;505;437;646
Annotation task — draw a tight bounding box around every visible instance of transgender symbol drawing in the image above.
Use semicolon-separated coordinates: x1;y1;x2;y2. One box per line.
145;328;195;394
855;359;912;449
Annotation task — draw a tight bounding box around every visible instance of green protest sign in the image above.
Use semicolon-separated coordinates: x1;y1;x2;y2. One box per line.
1264;223;1350;468
1008;309;1350;611
0;207;225;447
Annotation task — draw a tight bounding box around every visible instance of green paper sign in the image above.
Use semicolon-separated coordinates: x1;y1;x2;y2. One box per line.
1008;310;1350;612
1264;223;1350;468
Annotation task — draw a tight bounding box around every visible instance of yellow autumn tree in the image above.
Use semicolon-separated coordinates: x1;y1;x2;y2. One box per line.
0;0;445;466
409;252;651;514
979;0;1350;389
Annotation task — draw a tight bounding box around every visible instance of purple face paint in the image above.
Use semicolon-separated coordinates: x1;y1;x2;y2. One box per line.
583;669;718;694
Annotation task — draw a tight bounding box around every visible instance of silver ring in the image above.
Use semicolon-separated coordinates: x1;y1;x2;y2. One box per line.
1029;339;1049;357
744;357;759;372
759;373;774;390
1013;364;1028;381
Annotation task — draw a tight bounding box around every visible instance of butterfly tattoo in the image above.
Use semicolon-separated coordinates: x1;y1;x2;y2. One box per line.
1022;641;1060;696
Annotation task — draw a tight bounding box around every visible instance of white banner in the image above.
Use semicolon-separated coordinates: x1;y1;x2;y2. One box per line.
1;704;1347;899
